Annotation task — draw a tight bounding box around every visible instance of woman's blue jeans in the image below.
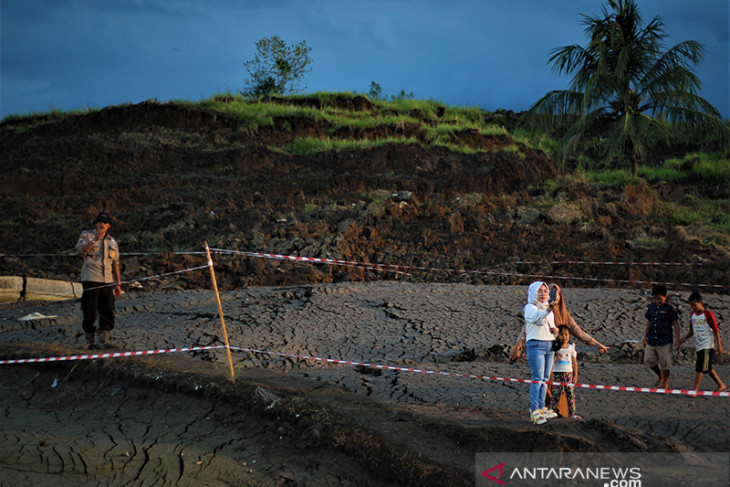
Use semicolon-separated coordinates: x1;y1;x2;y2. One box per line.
526;340;555;412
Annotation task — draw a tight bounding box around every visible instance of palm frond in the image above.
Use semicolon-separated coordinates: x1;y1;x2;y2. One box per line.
548;45;594;78
525;90;585;133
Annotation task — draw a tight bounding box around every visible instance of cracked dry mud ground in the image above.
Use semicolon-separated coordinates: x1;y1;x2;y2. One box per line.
1;364;378;486
1;282;729;485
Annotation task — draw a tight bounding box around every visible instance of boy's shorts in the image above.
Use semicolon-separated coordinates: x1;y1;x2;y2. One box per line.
644;344;673;370
695;349;714;373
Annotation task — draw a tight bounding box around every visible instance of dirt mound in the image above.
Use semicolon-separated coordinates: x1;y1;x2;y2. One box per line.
0;98;728;293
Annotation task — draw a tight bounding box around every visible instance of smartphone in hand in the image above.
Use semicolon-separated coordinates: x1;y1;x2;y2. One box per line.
549;287;558;304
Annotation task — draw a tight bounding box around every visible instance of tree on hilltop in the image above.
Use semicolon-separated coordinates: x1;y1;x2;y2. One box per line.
243;36;312;98
528;0;728;175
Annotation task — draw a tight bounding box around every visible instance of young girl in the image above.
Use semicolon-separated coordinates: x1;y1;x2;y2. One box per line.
549;325;581;419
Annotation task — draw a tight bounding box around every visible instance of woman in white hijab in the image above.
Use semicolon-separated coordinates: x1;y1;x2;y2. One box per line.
510;283;609;358
521;281;558;424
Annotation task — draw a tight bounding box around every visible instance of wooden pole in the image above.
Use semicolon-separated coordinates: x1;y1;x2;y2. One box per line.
205;242;235;382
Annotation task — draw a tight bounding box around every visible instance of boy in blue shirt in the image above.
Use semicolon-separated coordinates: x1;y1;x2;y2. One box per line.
643;285;680;389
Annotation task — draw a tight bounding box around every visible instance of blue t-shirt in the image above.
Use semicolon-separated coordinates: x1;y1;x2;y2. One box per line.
645;302;678;347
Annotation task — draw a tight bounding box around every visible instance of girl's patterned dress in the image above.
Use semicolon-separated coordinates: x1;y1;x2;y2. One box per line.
549;343;577;417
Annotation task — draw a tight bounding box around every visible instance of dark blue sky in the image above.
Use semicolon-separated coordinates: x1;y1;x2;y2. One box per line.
1;0;728;119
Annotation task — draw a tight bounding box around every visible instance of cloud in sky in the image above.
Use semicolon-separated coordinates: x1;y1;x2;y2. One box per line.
1;0;727;118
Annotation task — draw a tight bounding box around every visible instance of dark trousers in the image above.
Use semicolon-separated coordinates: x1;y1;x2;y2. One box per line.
81;281;115;333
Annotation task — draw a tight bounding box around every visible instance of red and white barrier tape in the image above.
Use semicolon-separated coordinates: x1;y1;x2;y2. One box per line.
514;260;706;266
228;346;729;397
3;248;725;289
1;344;726;397
0;264;212;306
480;270;730;290
0;345;226;365
212;248;730;290
0;251;206;258
1;251;710;268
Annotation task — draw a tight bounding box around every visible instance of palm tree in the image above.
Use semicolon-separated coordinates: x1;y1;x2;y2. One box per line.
528;0;728;175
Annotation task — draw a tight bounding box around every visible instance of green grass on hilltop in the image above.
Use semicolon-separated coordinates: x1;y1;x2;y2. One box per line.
3;92;728;239
187;92;525;156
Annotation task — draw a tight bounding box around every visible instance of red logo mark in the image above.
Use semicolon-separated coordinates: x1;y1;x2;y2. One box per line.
482;462;506;485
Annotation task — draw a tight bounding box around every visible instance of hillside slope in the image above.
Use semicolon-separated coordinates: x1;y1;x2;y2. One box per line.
1;98;728;291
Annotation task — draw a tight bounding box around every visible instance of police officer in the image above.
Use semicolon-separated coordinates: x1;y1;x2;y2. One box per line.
75;211;121;347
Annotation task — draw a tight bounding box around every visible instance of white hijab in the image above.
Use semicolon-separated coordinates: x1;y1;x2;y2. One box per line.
527;281;548;307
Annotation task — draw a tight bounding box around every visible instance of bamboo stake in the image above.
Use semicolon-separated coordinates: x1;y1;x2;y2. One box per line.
205;242;235;382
